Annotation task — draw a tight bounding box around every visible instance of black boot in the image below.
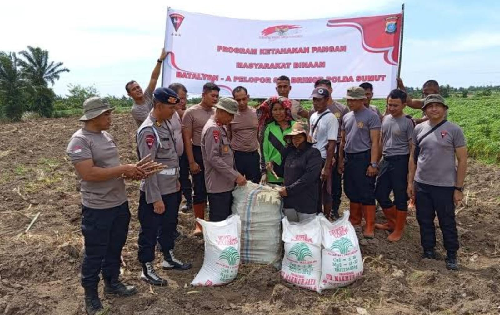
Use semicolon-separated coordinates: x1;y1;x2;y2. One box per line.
141;262;167;286
84;286;104;315
104;277;137;297
445;252;458;271
422;249;436;259
162;249;192;270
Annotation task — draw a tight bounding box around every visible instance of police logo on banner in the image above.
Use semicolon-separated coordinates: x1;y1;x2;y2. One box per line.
385;16;398;34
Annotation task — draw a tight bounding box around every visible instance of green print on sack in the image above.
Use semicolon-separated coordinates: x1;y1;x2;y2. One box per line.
330;237;354;254
219;246;240;266
289;243;313;261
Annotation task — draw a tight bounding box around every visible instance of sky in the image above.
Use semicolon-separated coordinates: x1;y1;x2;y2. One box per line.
1;0;499;97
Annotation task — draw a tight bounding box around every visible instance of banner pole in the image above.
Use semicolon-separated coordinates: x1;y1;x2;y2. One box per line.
161;6;171;87
397;3;405;78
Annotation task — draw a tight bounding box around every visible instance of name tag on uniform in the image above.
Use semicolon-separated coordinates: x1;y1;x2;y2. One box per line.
159;168;177;176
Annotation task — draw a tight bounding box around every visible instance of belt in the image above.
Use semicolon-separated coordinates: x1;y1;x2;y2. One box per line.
159;167;180;176
383;154;410;161
345;150;370;157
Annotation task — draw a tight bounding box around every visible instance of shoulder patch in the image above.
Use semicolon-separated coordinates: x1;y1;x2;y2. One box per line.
213;129;220;143
145;134;155;149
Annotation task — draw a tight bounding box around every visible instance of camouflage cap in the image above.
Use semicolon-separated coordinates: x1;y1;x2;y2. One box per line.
422;94;448;110
215;97;238;115
345;86;366;100
79;97;114;121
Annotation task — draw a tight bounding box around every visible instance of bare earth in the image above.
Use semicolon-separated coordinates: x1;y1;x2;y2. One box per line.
0;114;499;315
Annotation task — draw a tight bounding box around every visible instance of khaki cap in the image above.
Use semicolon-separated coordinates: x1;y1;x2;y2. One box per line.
79;97;114;121
345;86;366;100
215;97;238;115
422;94;448;110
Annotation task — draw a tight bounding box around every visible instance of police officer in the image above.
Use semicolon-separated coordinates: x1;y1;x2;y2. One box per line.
201;98;247;221
67;97;162;314
338;87;381;238
137;87;192;287
374;89;414;242
408;95;467;270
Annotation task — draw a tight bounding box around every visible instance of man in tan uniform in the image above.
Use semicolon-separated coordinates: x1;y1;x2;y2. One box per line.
229;86;260;183
127;49;168;126
182;82;219;235
201;98;247;221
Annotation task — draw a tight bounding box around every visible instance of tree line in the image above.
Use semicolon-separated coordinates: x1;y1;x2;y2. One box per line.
1;47;499;121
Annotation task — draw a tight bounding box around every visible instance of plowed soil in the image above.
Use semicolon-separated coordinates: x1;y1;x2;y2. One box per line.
0;114;499;315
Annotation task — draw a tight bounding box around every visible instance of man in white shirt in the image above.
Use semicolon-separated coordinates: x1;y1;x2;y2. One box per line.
309;87;338;219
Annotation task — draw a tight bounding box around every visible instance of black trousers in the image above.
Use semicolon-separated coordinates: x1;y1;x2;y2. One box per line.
207;191;233;222
137;191;182;263
415;182;459;253
179;151;192;204
234;150;261;184
344;150;376;205
375;154;409;210
81;201;130;288
192;145;207;205
331;145;343;212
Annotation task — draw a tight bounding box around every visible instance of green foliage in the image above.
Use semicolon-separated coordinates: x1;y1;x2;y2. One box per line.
478;89;492;97
0;46;69;120
373;94;500;164
0;52;26;121
18;46;69;87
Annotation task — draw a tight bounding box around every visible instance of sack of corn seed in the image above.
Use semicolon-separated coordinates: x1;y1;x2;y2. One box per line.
232;182;282;264
191;215;241;286
319;212;363;290
281;216;322;293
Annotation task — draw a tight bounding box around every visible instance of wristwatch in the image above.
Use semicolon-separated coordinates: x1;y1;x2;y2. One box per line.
157;59;163;63
370;162;378;168
454;186;464;192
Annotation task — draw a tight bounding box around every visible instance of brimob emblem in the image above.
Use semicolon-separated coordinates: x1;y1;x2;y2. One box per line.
385;16;398;34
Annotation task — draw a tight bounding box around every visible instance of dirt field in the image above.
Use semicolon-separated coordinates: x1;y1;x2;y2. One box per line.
0;114;499;315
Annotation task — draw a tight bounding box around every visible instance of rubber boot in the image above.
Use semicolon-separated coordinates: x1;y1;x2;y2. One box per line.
348;202;362;226
103;277;137;297
362;205;376;238
375;206;397;231
192;203;205;236
84;286;103;315
387;210;407;242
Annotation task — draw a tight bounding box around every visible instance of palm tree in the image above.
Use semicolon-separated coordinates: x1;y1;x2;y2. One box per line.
17;46;69;117
18;46;69;87
0;52;26;120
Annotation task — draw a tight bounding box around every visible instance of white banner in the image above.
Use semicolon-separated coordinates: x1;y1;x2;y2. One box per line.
163;9;402;99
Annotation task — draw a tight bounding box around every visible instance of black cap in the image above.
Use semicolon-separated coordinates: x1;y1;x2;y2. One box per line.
153;87;179;105
310;87;330;98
